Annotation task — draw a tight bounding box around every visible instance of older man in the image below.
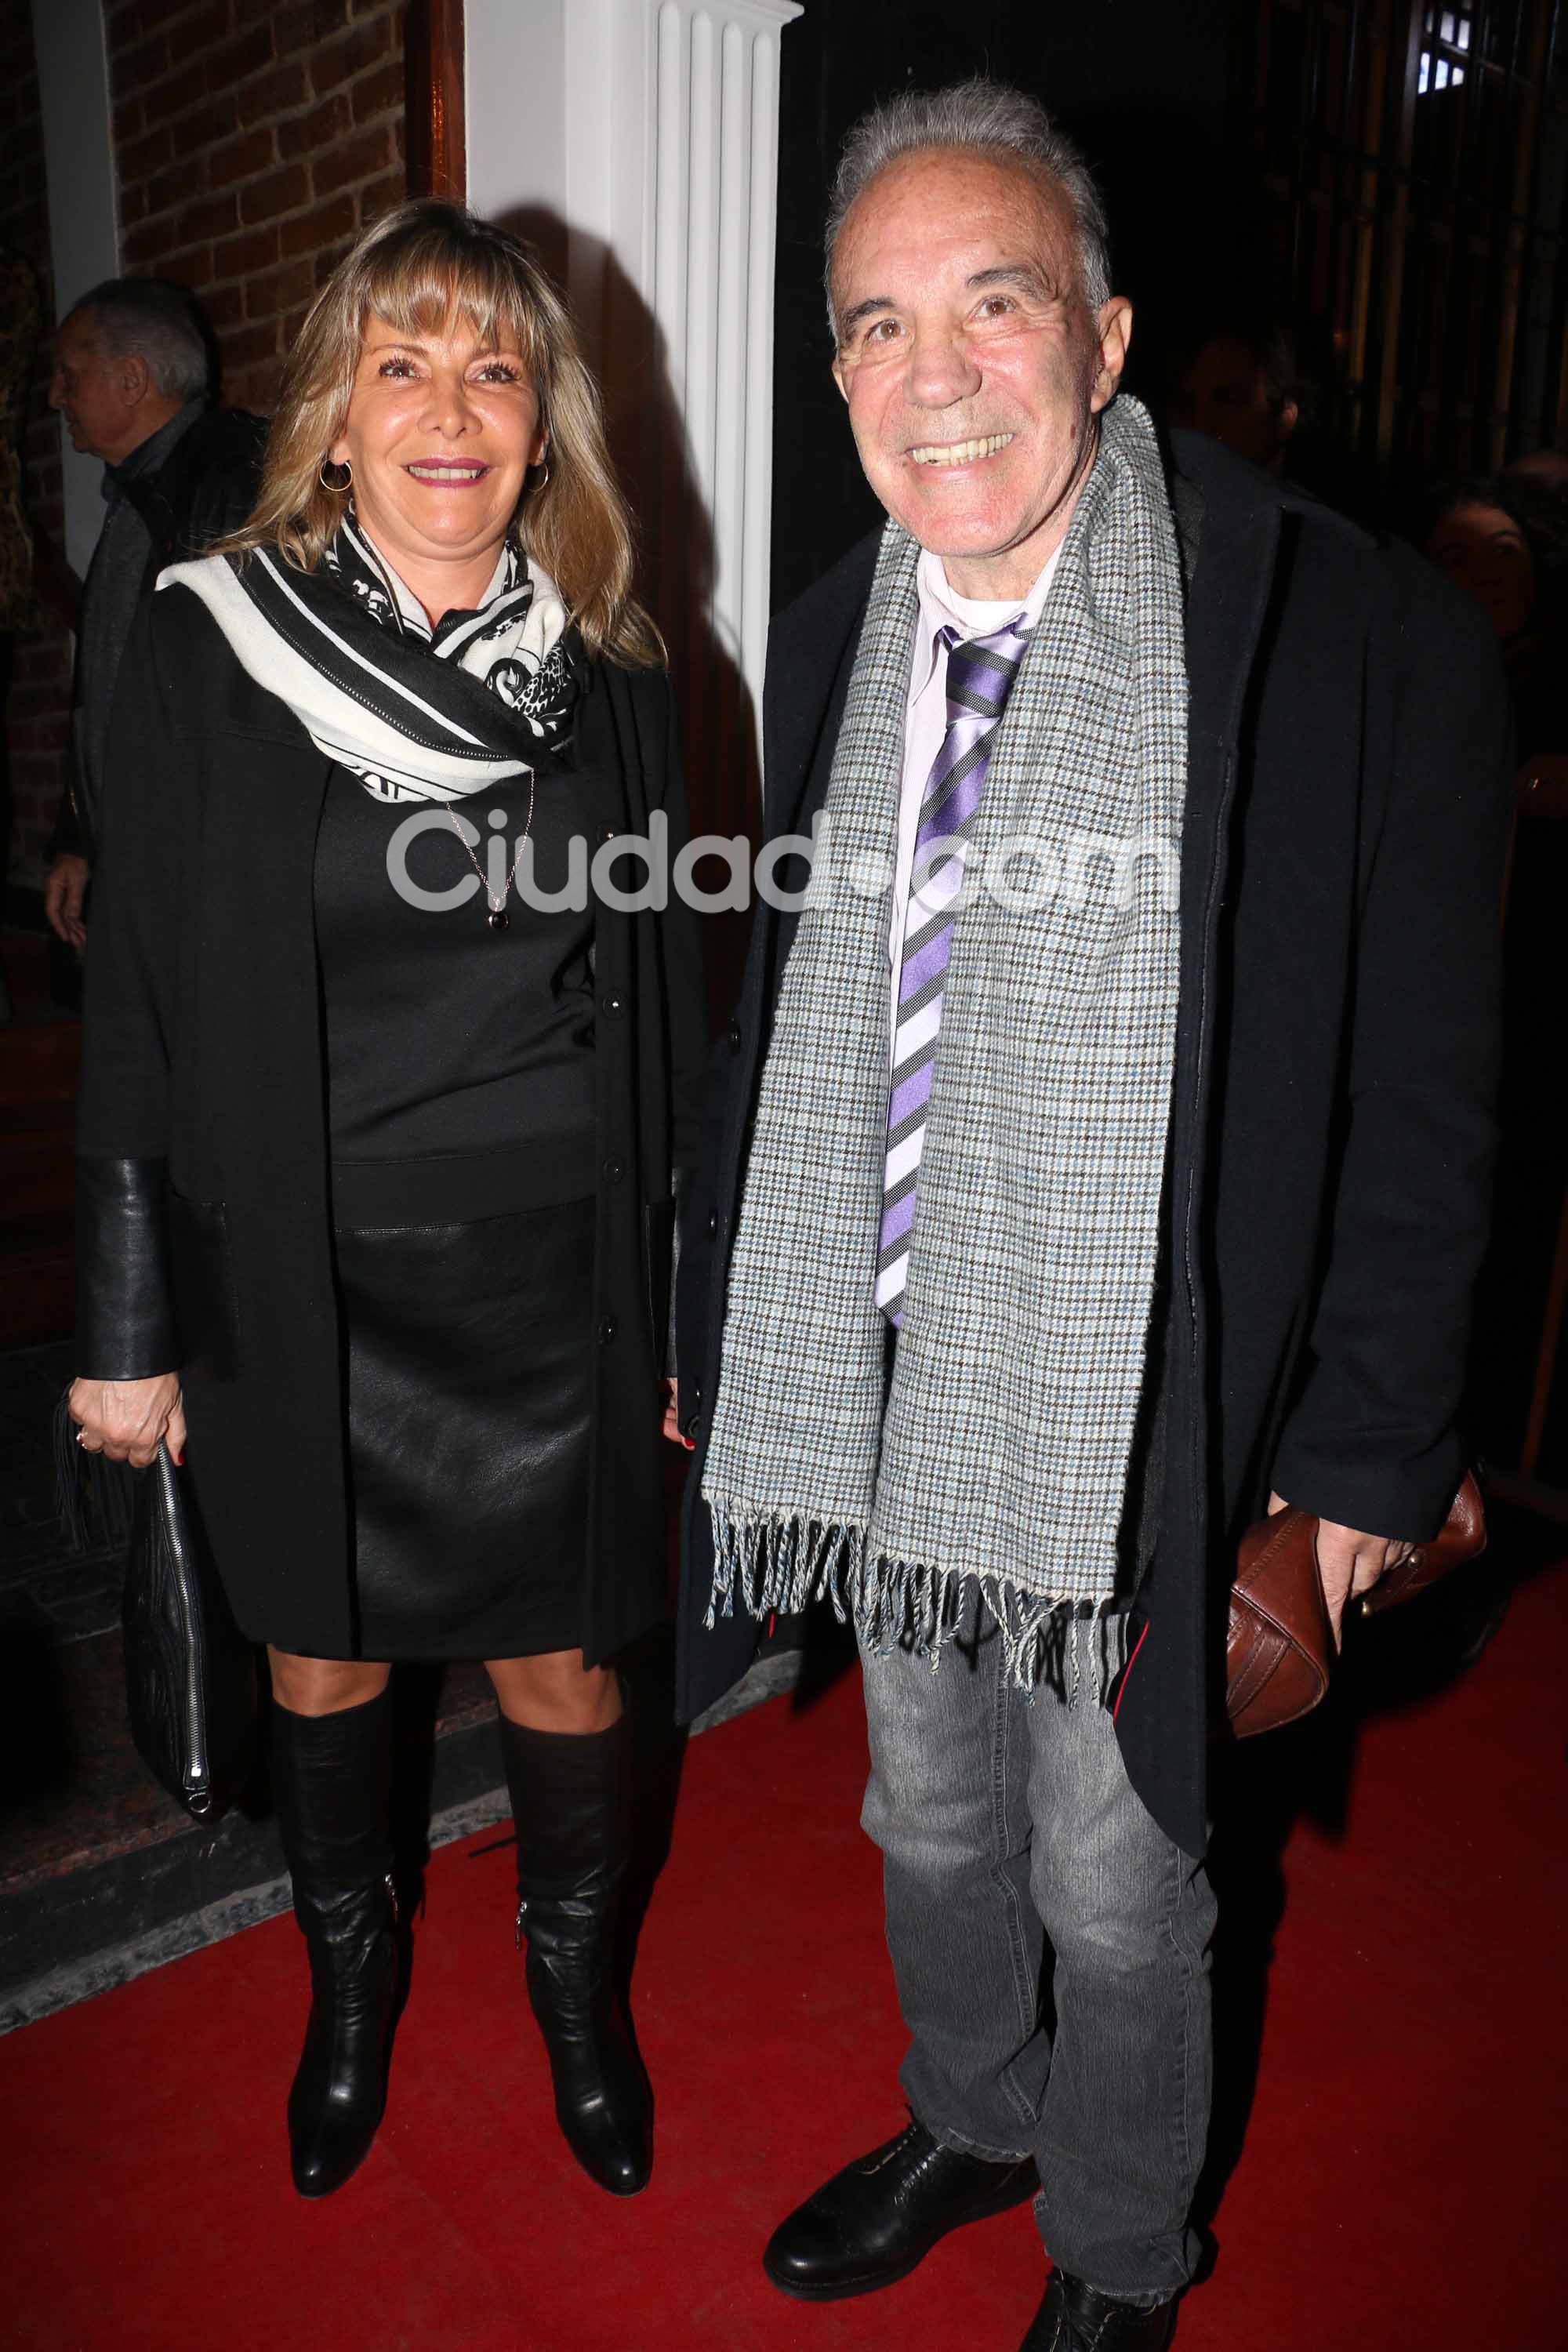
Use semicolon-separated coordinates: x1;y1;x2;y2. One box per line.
676;79;1509;2352
43;278;262;945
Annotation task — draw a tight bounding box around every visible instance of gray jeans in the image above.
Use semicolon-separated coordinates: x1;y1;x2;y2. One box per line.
858;1602;1214;2304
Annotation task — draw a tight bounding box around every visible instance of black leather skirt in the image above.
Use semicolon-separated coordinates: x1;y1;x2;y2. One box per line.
332;1196;593;1661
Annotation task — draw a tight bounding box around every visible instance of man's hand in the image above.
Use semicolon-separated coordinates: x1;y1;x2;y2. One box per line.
660;1375;694;1450
69;1374;186;1469
44;854;89;947
1266;1492;1414;1649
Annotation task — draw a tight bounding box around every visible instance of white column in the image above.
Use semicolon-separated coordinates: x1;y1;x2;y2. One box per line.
465;0;803;824
31;0;121;575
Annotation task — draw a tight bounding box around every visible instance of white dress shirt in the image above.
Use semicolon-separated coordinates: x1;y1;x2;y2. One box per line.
889;544;1063;1044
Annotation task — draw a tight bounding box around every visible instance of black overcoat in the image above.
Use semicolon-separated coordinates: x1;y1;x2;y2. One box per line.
53;402;267;859
75;583;706;1666
673;430;1513;1859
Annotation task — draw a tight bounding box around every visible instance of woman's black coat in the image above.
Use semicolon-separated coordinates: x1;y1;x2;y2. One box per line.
673;430;1513;1860
75;583;706;1666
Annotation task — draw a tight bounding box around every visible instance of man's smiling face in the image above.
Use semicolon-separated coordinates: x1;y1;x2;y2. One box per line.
829;148;1131;600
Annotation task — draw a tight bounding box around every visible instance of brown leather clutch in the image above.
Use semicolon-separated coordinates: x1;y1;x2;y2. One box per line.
1225;1472;1487;1738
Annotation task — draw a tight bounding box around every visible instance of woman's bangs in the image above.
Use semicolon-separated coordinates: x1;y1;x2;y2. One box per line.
358;238;544;373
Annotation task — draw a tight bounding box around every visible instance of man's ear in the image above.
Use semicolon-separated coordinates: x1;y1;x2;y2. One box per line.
831;351;848;405
118;353;151;410
1089;296;1134;416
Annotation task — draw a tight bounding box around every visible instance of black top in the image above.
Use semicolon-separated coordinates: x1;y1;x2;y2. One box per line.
315;759;597;1224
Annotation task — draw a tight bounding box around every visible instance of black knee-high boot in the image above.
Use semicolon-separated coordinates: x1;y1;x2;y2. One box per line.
270;1688;398;2199
499;1708;652;2195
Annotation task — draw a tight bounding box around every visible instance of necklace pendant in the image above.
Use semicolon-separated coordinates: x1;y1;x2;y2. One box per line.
487;906;510;933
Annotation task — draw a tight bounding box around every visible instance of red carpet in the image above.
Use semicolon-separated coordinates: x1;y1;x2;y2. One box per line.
5;1563;1565;2352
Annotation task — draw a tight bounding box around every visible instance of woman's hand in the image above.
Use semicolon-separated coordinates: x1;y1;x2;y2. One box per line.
660;1376;693;1451
69;1374;186;1469
44;854;90;948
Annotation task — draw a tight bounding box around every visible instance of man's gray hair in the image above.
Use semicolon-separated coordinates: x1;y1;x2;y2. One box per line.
825;77;1112;341
69;277;211;403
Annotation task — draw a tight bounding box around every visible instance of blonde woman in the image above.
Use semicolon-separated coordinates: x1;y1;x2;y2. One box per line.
67;202;704;2201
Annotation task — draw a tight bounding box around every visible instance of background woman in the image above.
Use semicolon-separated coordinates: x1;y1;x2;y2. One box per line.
67;202;704;2201
1424;477;1568;1484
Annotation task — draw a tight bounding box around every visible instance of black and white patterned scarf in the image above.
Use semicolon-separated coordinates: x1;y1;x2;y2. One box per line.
159;509;578;801
700;397;1188;1693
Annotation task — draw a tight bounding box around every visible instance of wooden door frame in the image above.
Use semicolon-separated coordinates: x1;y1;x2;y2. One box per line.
405;0;466;202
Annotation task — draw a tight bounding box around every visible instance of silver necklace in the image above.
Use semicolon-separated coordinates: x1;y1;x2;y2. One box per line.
444;776;536;932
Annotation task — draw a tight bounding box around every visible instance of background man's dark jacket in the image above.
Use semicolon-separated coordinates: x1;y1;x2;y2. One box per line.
53;403;265;857
673;426;1512;1859
118;401;265;572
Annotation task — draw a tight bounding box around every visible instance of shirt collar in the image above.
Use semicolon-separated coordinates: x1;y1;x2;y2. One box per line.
911;540;1062;700
103;397;207;501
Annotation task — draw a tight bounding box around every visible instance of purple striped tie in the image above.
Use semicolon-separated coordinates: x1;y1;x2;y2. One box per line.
876;615;1032;1327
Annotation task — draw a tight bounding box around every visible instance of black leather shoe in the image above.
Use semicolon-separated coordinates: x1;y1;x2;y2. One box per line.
272;1691;399;2200
500;1710;652;2197
763;2116;1037;2301
1019;2269;1178;2350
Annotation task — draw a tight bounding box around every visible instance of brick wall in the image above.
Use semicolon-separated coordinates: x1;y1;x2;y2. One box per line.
0;6;73;898
2;0;408;896
110;0;408;416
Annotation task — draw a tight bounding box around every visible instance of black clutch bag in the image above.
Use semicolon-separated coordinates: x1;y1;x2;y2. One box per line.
56;1400;258;1820
121;1442;259;1820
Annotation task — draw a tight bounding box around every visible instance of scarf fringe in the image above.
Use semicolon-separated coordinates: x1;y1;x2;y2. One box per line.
706;1507;1126;1704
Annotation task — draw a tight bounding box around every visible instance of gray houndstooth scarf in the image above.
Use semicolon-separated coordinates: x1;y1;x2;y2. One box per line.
700;397;1188;1692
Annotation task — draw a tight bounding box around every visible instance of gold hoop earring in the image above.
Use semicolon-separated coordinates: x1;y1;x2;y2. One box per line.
320;457;352;492
533;461;550;491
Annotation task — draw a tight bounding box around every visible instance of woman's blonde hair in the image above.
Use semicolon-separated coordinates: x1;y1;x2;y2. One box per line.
223;200;662;666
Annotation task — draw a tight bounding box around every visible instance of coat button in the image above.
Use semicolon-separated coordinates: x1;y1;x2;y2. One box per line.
682;1411;702;1443
604;1154;626;1182
601;824;616;843
601;993;624;1018
706;1207;718;1238
727;1017;742;1050
597;1316;616;1344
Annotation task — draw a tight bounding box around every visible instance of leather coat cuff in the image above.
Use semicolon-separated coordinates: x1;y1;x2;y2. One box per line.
75;1156;177;1378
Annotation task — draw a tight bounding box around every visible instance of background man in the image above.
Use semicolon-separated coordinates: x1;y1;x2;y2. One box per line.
676;79;1509;2352
1168;311;1308;474
42;277;263;946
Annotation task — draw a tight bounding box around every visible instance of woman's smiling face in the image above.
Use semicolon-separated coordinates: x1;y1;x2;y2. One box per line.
330;311;546;599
